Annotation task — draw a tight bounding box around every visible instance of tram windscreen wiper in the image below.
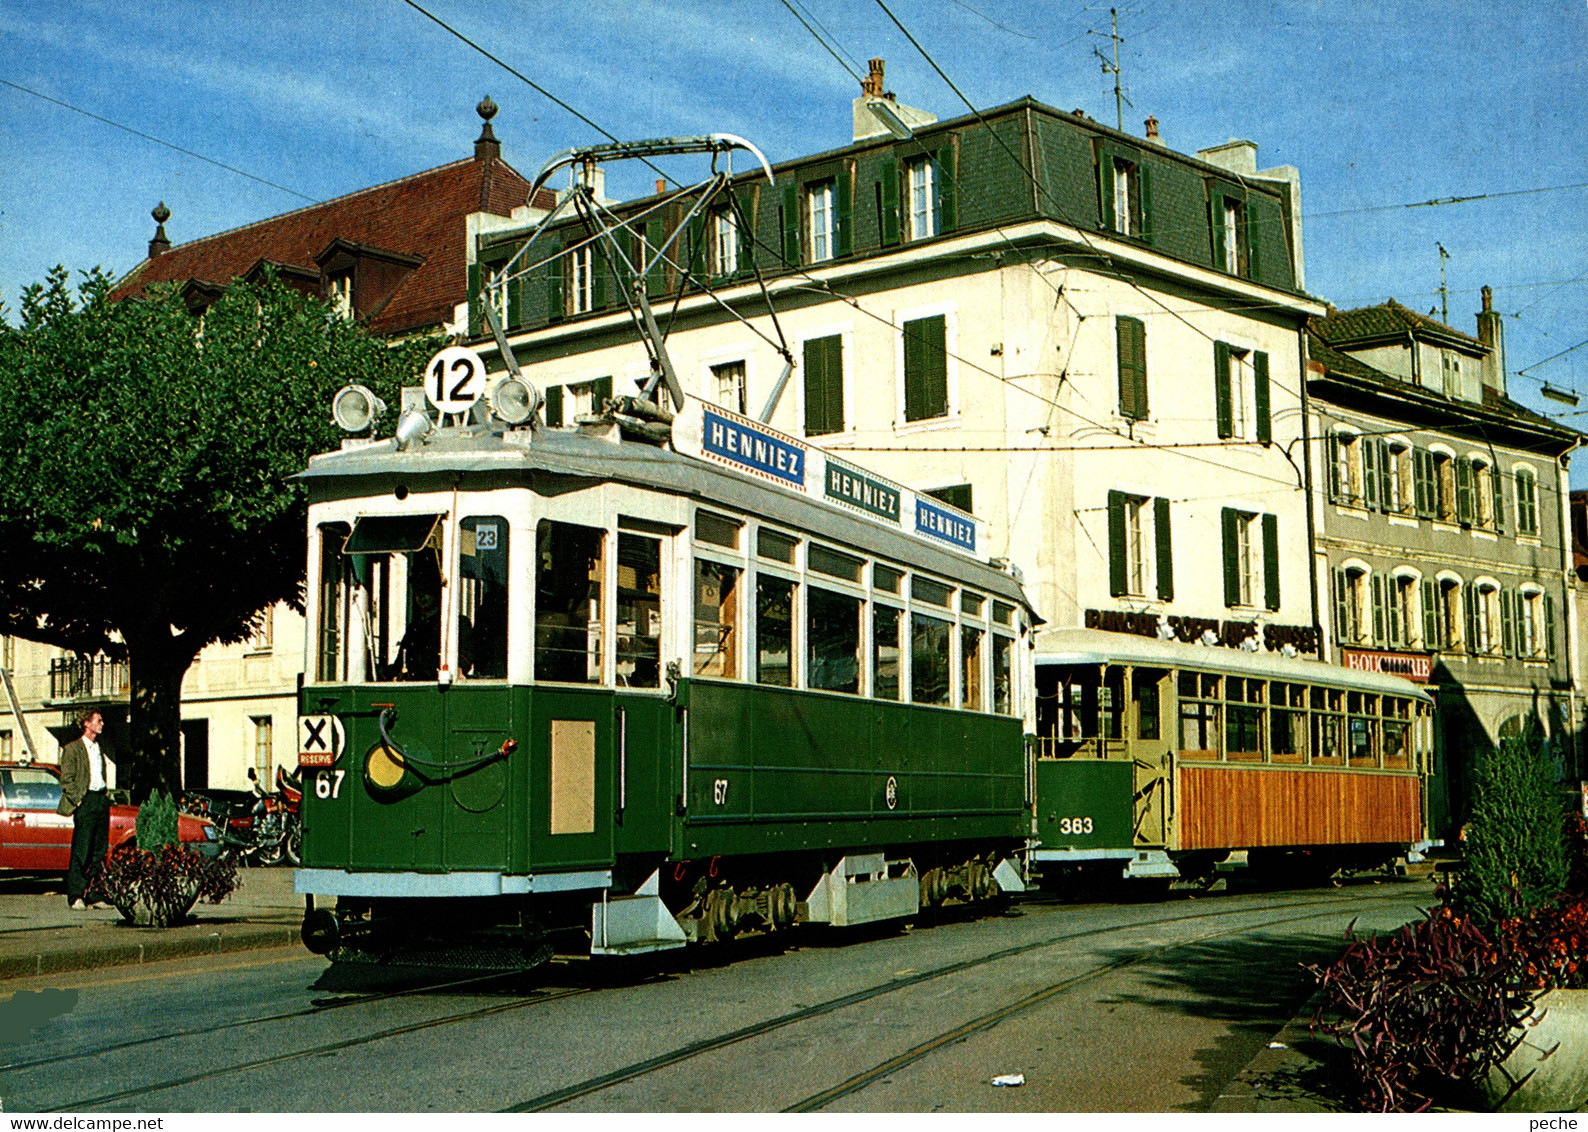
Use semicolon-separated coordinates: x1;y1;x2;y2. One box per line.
343;514;444;555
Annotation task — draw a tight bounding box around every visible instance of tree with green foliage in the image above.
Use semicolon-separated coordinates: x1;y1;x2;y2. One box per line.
0;267;437;797
1455;723;1570;924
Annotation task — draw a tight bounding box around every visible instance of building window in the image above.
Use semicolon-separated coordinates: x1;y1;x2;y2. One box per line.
1441;578;1464;650
1388;573;1417;648
1216;195;1248;276
248;609;273;652
1516;467;1539;535
1473;460;1496;530
926;484;973;513
1441;351;1462;399
328;274;353;320
807;180;835;263
803;335;844;436
1434;453;1457;522
1110;492;1173;601
1110;157;1142;236
570;246;594;314
1473;583;1501;655
1519;590;1542;658
1386;443;1412;514
712;208;738;276
1334;567;1368;645
906;156;937;240
1116;316;1147;421
1328;432;1363;505
252;716;273;781
567;377;613;418
1224;510;1278;610
485;266;510;328
902;314;949;422
712;361;746;416
1214;344;1269;443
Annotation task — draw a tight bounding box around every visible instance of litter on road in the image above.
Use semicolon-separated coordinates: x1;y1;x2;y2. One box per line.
990;1074;1026;1087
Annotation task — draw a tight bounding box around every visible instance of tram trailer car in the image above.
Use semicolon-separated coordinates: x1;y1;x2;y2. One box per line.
1028;631;1436;888
294;385;1037;966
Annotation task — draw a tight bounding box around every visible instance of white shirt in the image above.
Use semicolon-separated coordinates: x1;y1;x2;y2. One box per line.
85;738;106;792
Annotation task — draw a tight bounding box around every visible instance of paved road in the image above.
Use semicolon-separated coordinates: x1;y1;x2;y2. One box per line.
0;877;1431;1113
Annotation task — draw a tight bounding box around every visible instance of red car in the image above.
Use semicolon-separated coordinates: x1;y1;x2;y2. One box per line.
0;762;215;872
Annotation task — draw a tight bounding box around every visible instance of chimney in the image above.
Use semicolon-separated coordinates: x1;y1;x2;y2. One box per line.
474;96;501;162
1144;115;1160;143
1477;284;1507;396
1197;138;1259;175
852;56;937;141
148;202;171;259
656;179;667;194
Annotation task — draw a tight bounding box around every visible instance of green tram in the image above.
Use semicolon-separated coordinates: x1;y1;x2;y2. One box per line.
294;379;1037;964
1030;630;1436;887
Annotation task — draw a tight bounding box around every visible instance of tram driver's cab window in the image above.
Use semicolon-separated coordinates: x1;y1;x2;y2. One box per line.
535;520;606;684
616;533;662;688
337;513;446;683
458;517;509;680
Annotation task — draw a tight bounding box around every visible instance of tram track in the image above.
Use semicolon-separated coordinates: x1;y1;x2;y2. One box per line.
32;886;1417;1112
502;887;1414;1113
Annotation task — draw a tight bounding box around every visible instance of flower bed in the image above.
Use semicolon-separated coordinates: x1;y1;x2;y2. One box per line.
94;842;240;928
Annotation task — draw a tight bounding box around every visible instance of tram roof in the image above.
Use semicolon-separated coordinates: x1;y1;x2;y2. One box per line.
302;425;1035;613
1034;629;1434;704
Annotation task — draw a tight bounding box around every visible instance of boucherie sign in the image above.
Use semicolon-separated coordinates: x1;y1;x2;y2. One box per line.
1340;648;1432;683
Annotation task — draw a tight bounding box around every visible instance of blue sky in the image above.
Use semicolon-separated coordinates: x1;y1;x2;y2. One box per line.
3;0;1585;464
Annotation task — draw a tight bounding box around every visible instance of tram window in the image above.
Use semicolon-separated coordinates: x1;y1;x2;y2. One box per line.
992;601;1014;626
1270;683;1305;763
697;511;742;550
1101;667;1124;740
961;627;985;710
758;528;798;563
316;523;350;682
616;533;662;689
993;635;1014;715
535;520;606;684
808;587;861;694
693;560;740;679
873;565;903;594
874;606;902;700
1201;674;1220;699
1382;719;1410;769
343;519;444;683
756;575;796;687
1178;673;1220;760
910;614;952;705
458;517;509;680
1226;686;1263;763
912;577;953;608
962;592;985;617
1134;669;1162;740
1348;715;1377;767
1347;691;1362;715
1312;710;1344;767
809;544;864;583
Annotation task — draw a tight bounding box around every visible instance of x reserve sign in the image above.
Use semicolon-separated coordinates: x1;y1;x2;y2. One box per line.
299;715;345;768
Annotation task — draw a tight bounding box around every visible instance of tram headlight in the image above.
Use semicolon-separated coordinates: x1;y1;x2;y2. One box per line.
332;384;387;433
393;407;434;451
487;376;541;425
365;743;408;793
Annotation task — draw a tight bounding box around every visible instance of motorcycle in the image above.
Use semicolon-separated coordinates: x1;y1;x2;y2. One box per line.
210;767;303;867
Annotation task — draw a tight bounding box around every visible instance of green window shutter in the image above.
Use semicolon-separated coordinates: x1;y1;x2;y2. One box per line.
1545;592;1558;659
1214;341;1233;439
544;384;563;428
803;335;843;435
1097;148;1118;233
835;166;853;257
1378;440;1396;510
903;315;948;422
1362;437;1380;511
545;243;564;322
1422;578;1438;649
1139;162;1156;246
1209;188;1227;270
1154;496;1173;601
1500;589;1516;656
780;181;800;266
1326;433;1342;503
687;212;706;281
1253;351;1271;445
507;267;523;329
1387;578;1403;647
467;262;483;337
1116;317;1146;420
734;189;756;277
592;377;613;410
1463;584;1478;653
1107;491;1127;597
1262;512;1280;611
1455;456;1474;525
1221;508;1240;607
1333;568;1351;645
936;144;957;233
878;157;901;247
644;221;666;296
1414;449;1434;517
1244;201;1261;281
1491;467;1505;532
1370;573;1387;646
591;245;609;307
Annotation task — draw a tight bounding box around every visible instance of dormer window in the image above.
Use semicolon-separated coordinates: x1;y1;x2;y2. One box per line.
1111;157;1141;237
329;274;353;320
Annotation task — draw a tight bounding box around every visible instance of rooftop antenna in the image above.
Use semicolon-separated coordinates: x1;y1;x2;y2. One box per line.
1437;242;1451;325
1090;9;1130;131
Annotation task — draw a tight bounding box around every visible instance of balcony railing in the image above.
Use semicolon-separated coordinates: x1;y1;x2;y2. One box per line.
48;655;129;702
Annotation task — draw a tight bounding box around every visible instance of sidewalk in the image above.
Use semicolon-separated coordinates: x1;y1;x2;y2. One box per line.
0;866;302;980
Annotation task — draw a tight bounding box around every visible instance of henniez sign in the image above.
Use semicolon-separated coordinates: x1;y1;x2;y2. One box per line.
674;397;983;557
1340;648;1433;683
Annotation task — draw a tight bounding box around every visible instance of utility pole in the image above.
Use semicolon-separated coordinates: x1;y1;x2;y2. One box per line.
1437;242;1451;325
1092;9;1129;132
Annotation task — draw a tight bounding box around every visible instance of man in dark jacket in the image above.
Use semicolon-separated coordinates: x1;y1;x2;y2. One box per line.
57;709;112;910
